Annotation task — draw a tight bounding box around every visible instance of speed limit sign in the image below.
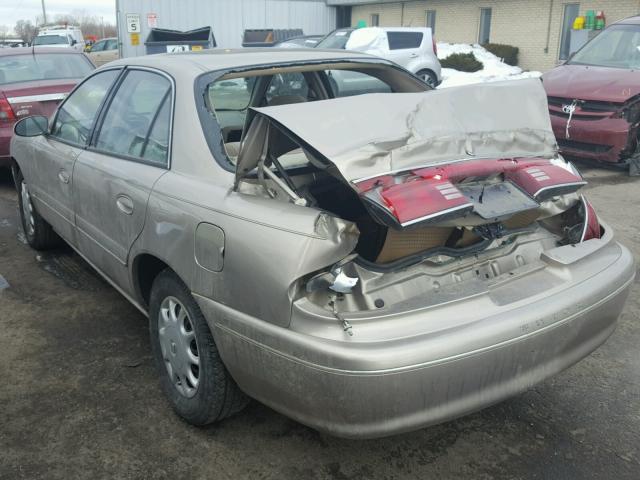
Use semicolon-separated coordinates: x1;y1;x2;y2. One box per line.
126;14;141;33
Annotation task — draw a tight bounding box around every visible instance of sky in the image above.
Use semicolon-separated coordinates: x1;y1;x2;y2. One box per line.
1;0;117;33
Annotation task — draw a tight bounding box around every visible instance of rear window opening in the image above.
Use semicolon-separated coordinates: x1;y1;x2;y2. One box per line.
202;62;427;166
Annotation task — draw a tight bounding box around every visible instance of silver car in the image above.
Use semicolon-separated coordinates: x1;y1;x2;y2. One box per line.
10;50;635;439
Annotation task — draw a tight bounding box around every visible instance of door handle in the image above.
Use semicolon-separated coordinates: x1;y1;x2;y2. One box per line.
116;195;134;215
58;170;70;184
409;53;419;58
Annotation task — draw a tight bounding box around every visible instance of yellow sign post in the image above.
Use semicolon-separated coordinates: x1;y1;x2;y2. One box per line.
130;33;140;46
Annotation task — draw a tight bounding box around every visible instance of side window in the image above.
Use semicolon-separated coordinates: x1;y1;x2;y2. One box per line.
265;72;311;104
94;70;171;165
325;70;392;98
141;96;171;164
387;32;424;50
92;41;105;52
51;69;119;146
107;39;118;50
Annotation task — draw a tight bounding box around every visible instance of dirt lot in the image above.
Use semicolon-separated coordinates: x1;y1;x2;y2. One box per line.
0;166;638;480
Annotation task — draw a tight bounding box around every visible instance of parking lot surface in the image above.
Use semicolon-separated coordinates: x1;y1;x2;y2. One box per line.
0;166;638;480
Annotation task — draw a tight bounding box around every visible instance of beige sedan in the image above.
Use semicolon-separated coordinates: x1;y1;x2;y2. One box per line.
9;50;635;438
87;37;119;67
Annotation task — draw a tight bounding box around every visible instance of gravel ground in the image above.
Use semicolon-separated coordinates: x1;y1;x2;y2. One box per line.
0;165;638;480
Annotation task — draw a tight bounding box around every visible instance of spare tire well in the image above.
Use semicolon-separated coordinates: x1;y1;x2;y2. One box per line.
134;254;170;308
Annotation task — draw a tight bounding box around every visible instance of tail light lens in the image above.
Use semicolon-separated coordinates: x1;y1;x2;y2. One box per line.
581;196;601;241
432;36;438;56
0;93;16;124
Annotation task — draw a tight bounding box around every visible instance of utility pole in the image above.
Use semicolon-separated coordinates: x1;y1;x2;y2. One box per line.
101;16;105;38
41;0;47;25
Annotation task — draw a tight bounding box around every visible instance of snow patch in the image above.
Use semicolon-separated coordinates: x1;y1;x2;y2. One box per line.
437;43;541;88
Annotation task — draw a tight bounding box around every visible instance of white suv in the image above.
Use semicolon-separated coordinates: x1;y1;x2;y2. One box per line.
317;27;442;87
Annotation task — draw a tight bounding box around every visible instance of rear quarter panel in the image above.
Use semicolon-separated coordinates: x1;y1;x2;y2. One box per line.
132;171;358;327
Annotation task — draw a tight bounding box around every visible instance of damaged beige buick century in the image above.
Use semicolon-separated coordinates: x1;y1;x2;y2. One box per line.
10;50;635;438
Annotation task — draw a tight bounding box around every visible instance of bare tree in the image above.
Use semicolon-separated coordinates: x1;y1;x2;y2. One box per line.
14;20;37;44
52;12;116;39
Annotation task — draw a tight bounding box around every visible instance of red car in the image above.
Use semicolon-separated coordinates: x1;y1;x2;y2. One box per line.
542;16;640;175
0;47;94;168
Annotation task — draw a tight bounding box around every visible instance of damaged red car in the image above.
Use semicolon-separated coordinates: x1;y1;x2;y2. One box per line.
542;16;640;175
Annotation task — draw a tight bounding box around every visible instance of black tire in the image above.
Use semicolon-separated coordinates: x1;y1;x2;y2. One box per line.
13;167;62;250
416;69;438;88
149;269;248;425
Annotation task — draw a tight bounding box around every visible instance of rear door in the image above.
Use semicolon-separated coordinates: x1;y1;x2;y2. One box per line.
384;31;425;70
24;69;120;244
72;68;172;289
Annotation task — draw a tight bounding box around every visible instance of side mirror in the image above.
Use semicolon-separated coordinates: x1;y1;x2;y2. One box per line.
14;116;48;137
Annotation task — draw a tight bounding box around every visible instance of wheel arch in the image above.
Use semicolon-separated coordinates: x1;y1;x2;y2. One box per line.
132;253;185;309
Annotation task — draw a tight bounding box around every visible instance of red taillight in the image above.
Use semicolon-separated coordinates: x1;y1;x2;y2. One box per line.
380;178;472;226
581;196;601;241
0;93;16;123
432;37;438;56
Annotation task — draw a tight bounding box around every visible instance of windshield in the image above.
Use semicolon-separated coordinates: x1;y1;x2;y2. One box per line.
316;30;352;49
569;24;640;69
33;35;69;46
0;54;93;85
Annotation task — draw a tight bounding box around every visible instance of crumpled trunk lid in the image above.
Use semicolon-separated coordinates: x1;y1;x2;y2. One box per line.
236;79;586;230
237;78;557;183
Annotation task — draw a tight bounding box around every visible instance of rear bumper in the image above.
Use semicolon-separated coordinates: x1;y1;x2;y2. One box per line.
550;113;634;164
195;230;635;438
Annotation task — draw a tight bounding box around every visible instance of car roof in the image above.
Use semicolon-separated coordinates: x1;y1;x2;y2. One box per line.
104;48;380;74
0;46;86;57
615;15;640;25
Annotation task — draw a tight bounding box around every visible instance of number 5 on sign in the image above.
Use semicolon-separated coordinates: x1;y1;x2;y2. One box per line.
126;13;141;33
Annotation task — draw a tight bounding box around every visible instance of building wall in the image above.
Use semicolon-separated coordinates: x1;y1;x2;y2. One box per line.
117;0;336;58
350;0;640;71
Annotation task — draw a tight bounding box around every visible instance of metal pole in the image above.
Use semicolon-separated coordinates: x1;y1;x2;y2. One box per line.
101;16;105;38
115;0;123;58
41;0;47;25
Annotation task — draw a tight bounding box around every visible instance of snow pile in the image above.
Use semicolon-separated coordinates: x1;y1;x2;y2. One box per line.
437;43;541;88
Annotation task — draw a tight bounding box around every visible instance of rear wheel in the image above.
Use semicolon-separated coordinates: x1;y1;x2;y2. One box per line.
149;269;248;425
416;69;438;88
14;168;62;250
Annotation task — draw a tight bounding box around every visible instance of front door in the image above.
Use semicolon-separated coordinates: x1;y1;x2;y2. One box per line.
26;69;120;244
72;68;172;290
